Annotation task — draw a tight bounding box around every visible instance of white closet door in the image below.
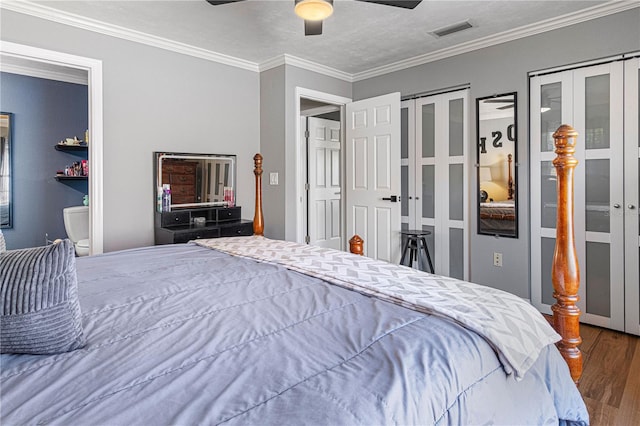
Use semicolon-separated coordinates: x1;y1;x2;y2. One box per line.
624;58;640;336
413;90;469;279
530;71;572;316
345;92;401;262
400;100;416;232
531;61;627;332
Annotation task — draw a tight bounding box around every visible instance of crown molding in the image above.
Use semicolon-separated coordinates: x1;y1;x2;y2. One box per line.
0;61;88;85
2;1;637;83
259;54;353;83
0;1;260;73
352;1;640;81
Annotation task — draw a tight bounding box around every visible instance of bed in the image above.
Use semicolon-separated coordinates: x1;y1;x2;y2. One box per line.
0;127;588;425
479;200;516;233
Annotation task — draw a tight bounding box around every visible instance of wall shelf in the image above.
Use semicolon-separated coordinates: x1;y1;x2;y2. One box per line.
55;144;87;152
55;175;88;181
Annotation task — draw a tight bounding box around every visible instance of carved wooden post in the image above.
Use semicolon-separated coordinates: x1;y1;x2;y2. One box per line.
349;235;364;255
253;153;264;236
551;125;582;385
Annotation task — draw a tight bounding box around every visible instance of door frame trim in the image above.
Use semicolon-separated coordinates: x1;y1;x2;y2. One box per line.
295;87;351;246
0;41;104;254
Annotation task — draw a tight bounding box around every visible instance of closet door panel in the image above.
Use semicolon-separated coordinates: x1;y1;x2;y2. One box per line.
403;90;468;278
400;100;415;229
449;228;464;280
421;103;435;158
422;165;435;220
449;98;464;156
574;62;624;330
540;161;557;229
530;72;571;314
624;58;640;335
449;164;464;221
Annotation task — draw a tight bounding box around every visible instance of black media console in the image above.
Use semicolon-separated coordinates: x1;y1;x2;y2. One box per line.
154;206;253;244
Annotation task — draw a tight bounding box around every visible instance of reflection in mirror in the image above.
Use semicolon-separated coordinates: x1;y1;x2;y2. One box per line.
0;112;12;228
476;93;518;237
154;152;236;209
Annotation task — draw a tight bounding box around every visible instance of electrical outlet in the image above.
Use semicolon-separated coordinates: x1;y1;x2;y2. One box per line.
493;252;503;267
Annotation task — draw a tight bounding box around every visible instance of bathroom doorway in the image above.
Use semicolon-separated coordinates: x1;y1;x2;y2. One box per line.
0;41;103;253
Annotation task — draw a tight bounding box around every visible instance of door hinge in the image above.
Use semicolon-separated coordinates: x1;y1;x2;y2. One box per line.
305;183;310;191
305;235;310;244
304;130;310;139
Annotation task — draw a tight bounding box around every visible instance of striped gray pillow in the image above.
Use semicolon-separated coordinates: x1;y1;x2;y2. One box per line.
0;239;85;354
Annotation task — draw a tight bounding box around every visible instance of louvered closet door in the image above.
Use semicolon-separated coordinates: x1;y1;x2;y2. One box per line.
531;61;628;332
401;90;469;279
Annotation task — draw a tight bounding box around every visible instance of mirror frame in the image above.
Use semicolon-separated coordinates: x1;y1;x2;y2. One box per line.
1;112;13;229
154;152;237;210
476;92;518;238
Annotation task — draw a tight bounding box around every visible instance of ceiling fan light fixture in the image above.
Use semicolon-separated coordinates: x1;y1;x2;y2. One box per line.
295;0;334;21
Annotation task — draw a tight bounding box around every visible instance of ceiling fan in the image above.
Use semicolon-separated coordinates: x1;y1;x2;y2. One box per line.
484;99;515;110
206;0;423;36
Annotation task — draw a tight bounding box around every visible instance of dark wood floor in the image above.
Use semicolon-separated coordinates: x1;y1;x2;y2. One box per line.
578;323;640;425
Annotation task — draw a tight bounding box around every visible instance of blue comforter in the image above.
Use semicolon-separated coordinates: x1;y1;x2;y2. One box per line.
0;243;589;425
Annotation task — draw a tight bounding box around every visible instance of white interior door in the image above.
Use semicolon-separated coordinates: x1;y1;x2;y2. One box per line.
345;92;401;262
307;117;342;250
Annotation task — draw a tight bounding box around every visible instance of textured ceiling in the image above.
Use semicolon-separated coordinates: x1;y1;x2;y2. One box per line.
22;0;612;74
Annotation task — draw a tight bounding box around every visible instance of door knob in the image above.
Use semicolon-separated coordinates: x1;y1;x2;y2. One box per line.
629;204;636;210
382;195;399;202
613;203;621;208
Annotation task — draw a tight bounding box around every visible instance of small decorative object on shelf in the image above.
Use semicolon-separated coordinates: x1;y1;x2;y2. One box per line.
224;186;235;207
55;139;89;181
161;184;172;212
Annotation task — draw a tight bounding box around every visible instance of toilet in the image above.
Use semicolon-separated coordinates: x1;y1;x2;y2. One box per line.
63;206;90;256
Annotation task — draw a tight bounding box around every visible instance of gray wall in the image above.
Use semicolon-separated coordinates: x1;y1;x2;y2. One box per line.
259;65;286;240
0;72;88;249
260;64;351;241
1;10;260;252
353;9;640;298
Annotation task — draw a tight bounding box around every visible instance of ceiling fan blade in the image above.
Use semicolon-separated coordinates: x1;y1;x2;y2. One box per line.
484;99;515;103
356;0;422;9
205;0;246;5
304;20;323;36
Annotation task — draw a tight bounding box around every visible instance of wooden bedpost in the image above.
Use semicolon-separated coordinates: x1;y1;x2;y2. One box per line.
551;125;582;385
349;235;364;255
253;153;264;236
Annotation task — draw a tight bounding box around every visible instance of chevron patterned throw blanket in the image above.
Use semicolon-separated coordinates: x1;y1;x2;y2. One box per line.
196;236;560;379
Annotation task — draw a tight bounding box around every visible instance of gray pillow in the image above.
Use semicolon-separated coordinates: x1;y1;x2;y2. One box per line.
0;239;85;354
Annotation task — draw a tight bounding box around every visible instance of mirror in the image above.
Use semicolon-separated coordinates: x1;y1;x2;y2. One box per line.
1;112;13;228
154;152;236;210
476;93;518;238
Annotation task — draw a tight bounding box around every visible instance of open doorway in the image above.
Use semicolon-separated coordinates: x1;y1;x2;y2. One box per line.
295;88;351;251
0;41;103;254
300;99;342;249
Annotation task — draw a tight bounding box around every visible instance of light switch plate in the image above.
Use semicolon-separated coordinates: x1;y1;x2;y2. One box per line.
269;172;278;185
